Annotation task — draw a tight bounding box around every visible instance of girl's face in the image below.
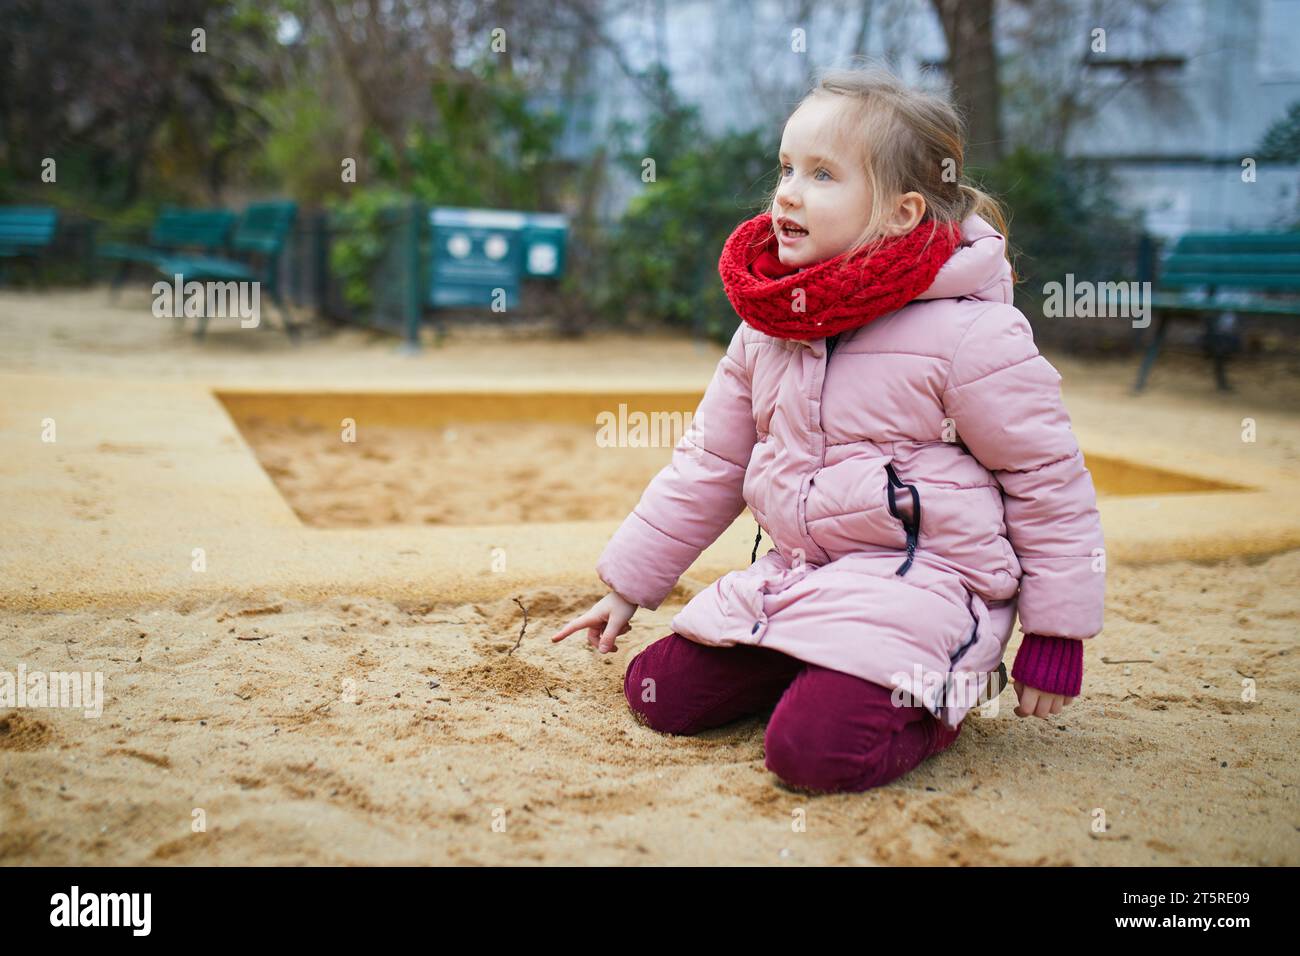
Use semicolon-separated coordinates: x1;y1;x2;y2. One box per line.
772;97;874;269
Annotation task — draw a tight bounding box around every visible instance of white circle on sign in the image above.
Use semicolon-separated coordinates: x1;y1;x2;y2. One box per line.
447;234;471;258
484;235;508;260
528;244;558;275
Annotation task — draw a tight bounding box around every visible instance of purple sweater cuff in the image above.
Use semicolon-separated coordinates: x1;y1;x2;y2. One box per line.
1011;633;1084;697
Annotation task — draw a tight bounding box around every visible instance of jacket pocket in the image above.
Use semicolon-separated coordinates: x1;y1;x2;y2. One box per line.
803;456;905;560
885;463;921;576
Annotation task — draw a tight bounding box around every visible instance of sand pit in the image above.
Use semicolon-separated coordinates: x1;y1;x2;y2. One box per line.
1;288;1298;866
229;413;1252;529
230;417;671;527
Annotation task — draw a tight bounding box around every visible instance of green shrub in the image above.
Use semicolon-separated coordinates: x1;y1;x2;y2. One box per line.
325;186;411;314
587;93;774;345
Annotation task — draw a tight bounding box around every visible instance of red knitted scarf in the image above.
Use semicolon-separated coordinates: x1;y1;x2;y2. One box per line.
717;212;962;339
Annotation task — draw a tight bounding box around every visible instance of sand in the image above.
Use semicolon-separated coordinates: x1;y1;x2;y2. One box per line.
0;553;1296;865
236;417;670;527
1;287;1298;865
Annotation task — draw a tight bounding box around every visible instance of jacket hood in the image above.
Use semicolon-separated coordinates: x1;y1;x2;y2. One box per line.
916;213;1013;305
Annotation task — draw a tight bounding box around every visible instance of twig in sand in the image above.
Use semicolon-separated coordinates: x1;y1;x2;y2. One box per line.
216;603;284;622
508;597;528;656
1101;657;1154;664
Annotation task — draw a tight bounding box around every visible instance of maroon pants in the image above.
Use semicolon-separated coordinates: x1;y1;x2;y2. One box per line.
624;632;962;793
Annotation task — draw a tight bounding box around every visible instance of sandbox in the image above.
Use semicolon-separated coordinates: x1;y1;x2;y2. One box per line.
218;389;1255;529
220;396;679;527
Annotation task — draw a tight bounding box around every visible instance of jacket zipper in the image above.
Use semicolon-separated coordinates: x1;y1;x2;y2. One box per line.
938;620;981;713
752;335;839;565
949;623;978;666
884;462;921;576
803;335;838;561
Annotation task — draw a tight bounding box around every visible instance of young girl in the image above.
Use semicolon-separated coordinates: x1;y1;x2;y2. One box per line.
551;65;1105;795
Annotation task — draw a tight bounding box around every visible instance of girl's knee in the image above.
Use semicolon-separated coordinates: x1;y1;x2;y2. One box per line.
764;713;929;794
624;692;698;736
623;642;696;735
623;648;655;720
765;738;901;793
763;715;862;793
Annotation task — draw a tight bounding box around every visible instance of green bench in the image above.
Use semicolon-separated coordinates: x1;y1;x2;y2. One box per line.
153;201;299;342
97;207;236;296
0;206;60;283
1134;231;1300;391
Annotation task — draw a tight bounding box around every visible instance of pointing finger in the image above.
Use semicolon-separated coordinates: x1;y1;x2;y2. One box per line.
551;612;596;642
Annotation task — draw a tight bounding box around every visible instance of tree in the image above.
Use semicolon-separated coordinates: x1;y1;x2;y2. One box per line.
0;0;277;206
1257;100;1300;163
930;0;1003;167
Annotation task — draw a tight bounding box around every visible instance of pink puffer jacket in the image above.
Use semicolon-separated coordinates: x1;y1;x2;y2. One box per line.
596;213;1105;728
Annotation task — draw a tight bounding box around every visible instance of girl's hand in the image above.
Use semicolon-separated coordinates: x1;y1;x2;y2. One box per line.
1012;679;1074;719
550;590;638;654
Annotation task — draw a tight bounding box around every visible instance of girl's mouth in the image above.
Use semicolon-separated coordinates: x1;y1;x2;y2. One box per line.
778;223;809;243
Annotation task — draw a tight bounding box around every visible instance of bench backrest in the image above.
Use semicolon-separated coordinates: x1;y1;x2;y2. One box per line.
0;206;59;249
232;201;296;258
1162;231;1300;291
150;207;236;251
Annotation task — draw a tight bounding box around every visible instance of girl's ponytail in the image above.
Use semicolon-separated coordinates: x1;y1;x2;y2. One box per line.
958;182;1009;242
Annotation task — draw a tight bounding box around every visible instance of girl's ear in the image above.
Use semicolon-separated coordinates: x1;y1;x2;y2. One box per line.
884;192;927;235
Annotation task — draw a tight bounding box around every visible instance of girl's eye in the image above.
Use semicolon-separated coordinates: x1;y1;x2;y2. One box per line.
780;163;832;181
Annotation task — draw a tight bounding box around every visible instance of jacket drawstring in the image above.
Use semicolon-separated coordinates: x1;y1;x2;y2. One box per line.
751;523;762;564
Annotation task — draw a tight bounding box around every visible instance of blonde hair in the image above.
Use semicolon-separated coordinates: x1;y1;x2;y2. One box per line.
762;62;1013;274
